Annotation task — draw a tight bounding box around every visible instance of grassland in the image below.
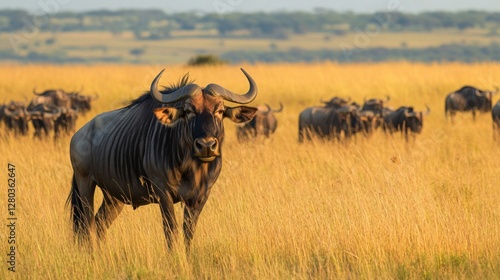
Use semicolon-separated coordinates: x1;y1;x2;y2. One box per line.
1;28;498;64
1;62;500;279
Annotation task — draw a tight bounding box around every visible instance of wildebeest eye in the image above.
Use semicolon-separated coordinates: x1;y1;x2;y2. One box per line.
185;108;195;118
215;109;224;116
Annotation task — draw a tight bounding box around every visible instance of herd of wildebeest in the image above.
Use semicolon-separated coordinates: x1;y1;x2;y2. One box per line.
241;85;499;142
0;88;97;139
1;83;498;142
1;69;499;251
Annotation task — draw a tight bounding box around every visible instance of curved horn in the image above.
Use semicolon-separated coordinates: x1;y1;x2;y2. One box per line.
33;87;43;95
273;102;284;113
404;108;415;118
493;86;499;94
205;68;258;104
4;107;15;117
423;105;431;116
385;95;391;102
150;69;203;104
44;105;61;119
264;104;271;113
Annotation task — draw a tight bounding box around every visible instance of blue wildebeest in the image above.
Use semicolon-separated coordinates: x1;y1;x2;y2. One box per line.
31;88;79;137
492;100;500;139
298;104;359;142
27;104;61;139
68;69;258;250
68;92;98;116
3;101;30;136
383;106;430;141
321;96;351;108
237;103;283;140
445;86;498;123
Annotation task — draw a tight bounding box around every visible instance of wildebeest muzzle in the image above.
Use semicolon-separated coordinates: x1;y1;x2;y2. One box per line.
193;137;220;162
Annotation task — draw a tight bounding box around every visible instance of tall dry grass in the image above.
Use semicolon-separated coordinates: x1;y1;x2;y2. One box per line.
1;62;500;279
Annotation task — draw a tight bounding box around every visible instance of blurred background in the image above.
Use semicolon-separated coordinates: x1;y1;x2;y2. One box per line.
0;0;499;65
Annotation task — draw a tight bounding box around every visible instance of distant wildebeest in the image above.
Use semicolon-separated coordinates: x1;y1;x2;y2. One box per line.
31;88;79;137
362;96;390;115
68;92;98;115
445;86;497;122
237;103;283;140
355;110;379;136
321;96;351;108
27;104;61;139
298;104;359;142
383;106;430;141
492;100;500;139
0;103;4;130
3;101;30;136
68;68;258;251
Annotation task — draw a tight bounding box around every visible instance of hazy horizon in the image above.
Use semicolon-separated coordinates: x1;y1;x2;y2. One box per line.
0;0;499;14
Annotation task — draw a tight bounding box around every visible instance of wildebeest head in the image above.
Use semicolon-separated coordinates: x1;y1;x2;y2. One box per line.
475;88;497;112
68;92;98;114
403;105;430;134
321;96;351;108
151;68;258;162
362;95;390;114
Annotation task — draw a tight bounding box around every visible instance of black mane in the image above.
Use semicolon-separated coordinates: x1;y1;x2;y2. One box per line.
126;73;195;109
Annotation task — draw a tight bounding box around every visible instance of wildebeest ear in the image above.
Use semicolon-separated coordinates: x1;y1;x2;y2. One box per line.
224;106;258;123
153;107;184;125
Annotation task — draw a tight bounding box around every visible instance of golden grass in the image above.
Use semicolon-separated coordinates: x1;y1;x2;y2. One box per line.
1;62;500;279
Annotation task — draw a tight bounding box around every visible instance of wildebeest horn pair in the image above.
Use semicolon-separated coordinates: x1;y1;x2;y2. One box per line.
273;102;284;113
404;105;430;117
264;102;283;113
150;68;257;104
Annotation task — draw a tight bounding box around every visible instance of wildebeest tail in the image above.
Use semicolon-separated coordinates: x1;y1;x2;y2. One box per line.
66;174;85;235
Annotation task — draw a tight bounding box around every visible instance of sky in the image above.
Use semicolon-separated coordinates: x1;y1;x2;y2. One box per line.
0;0;499;14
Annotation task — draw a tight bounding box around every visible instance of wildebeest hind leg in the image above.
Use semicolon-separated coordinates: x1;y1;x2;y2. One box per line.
95;191;124;240
72;173;97;245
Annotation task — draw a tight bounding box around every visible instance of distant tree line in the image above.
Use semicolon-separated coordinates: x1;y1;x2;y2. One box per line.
1;9;499;38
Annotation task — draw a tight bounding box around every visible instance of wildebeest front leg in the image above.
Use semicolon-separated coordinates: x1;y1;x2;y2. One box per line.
158;191;177;249
183;195;209;251
95;192;125;240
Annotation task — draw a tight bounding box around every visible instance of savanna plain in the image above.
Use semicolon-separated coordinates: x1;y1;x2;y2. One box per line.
1;62;500;279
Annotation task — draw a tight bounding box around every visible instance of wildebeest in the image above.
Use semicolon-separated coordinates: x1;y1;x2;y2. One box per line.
355;110;379;136
27;104;61;139
383;106;430;141
0;103;4;130
3;101;30;136
298;104;358;142
493;100;500;139
362;96;390;115
445;86;497;122
68;92;98;115
321;96;351;108
31;88;79;137
68;68;258;250
237;103;283;140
